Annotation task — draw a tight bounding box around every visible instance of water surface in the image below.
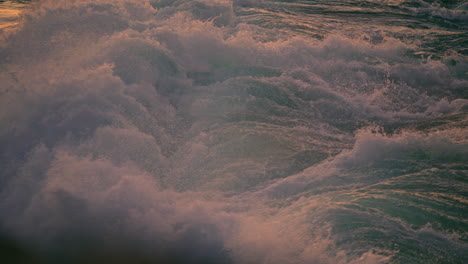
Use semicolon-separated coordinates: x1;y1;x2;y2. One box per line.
0;1;467;263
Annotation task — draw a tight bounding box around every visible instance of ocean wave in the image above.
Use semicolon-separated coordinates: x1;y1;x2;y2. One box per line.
0;0;466;263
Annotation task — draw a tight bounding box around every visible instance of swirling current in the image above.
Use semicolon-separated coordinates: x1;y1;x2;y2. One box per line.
0;0;467;263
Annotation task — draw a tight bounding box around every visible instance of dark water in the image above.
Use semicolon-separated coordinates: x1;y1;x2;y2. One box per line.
0;1;467;263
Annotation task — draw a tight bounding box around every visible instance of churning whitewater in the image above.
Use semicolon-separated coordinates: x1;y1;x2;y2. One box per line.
0;0;467;263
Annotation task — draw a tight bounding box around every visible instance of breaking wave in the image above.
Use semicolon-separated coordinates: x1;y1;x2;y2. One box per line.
0;0;467;263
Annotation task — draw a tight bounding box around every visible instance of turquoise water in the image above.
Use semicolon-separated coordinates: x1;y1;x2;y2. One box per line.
0;1;467;263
